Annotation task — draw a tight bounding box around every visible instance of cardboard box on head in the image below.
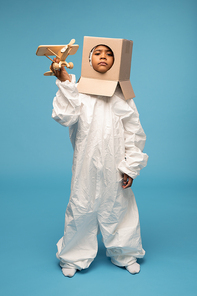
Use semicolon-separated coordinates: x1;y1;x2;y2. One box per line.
77;36;135;100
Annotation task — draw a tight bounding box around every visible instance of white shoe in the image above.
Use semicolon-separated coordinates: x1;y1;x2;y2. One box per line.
62;267;77;277
126;262;140;274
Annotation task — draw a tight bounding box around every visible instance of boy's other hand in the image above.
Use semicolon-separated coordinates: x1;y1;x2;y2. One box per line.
51;58;71;82
122;174;133;189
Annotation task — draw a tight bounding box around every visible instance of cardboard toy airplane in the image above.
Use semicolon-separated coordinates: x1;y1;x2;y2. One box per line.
36;39;79;76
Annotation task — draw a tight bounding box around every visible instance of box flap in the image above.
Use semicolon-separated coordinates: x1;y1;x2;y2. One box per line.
77;77;118;97
119;81;135;100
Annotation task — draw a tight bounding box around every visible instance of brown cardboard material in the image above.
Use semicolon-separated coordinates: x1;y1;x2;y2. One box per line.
77;36;135;100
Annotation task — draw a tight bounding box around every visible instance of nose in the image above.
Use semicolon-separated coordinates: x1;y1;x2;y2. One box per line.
100;51;106;59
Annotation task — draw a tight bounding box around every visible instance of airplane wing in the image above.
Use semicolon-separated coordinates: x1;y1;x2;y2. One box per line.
36;44;79;56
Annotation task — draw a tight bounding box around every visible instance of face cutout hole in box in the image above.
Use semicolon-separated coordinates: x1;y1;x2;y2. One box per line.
89;45;115;74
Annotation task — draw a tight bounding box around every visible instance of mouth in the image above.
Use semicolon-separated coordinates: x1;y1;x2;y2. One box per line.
98;62;107;66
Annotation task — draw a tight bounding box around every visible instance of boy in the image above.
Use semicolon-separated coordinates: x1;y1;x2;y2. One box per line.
51;42;148;277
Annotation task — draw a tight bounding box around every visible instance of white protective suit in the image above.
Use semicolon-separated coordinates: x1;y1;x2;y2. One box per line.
52;75;148;270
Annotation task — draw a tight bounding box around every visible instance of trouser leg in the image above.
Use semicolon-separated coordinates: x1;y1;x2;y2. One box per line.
56;202;99;270
98;187;145;267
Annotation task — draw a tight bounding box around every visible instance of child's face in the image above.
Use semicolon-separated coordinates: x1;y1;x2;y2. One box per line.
91;45;114;73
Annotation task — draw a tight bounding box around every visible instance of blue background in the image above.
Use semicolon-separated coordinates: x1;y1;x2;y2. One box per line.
0;0;196;295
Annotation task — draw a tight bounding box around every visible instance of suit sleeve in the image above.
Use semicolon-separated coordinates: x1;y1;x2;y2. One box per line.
118;99;148;179
52;75;81;127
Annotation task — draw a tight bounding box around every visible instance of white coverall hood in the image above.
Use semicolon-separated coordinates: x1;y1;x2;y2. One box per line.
89;46;95;67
